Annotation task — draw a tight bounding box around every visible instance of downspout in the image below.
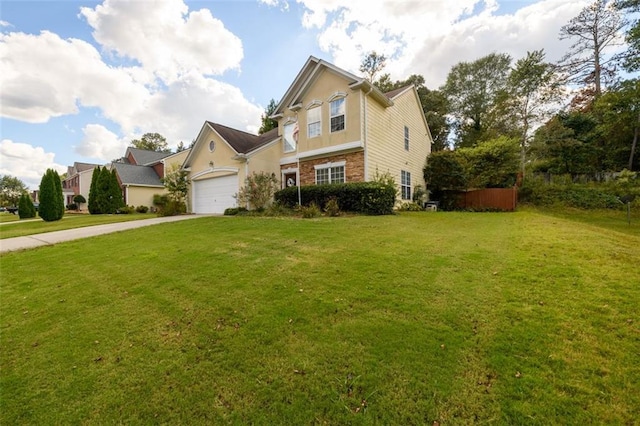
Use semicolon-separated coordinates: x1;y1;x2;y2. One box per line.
245;158;250;210
363;85;374;181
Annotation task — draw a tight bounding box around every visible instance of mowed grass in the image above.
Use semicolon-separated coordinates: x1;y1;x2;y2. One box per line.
0;213;156;239
1;210;638;424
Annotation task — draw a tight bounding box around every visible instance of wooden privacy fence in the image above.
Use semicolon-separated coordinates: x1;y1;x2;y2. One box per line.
452;187;518;211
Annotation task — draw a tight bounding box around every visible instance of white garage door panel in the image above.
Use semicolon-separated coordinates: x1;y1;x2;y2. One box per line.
193;175;238;214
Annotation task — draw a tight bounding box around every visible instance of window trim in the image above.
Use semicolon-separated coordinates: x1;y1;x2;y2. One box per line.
401;170;411;200
404;125;409;151
307;105;322;139
314;161;346;185
329;97;346;133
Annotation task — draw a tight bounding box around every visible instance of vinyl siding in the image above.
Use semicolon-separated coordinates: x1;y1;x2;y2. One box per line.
365;88;431;200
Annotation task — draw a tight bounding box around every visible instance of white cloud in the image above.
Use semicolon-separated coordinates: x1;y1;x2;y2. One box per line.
292;0;590;87
0;30;148;123
74;124;129;162
1;0;264;163
0;139;67;190
79;0;243;84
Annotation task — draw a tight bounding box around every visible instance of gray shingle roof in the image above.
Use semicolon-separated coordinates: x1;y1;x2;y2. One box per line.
384;85;413;100
127;147;173;165
112;162;163;186
208;122;279;154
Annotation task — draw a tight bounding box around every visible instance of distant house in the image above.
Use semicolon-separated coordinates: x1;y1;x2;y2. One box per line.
62;162;101;209
111;148;190;208
183;56;432;214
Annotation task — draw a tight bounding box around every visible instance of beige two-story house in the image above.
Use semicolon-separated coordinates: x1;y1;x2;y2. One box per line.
183;56;433;214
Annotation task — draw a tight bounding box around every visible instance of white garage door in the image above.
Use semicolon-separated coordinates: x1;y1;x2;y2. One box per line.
193;175;238;214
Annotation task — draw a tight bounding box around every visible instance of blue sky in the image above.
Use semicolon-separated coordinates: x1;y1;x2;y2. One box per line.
0;0;600;189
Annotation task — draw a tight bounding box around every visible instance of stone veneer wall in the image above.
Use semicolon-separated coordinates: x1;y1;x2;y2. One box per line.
281;151;365;186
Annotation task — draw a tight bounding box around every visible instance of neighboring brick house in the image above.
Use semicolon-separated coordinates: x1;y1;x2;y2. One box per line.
62;162;101;209
183;56;433;214
111;148;191;208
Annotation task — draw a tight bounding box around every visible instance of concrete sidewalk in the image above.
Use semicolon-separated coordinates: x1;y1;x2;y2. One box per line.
0;215;208;254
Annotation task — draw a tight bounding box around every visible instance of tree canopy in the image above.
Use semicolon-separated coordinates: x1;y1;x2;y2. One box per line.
258;99;278;135
0;175;28;206
130;133;170;152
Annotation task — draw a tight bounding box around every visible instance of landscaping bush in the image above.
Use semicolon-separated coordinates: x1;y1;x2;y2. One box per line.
224;207;248;216
117;205;135;214
73;194;86;211
236;172;279;211
275;182;396;215
66;203;78;211
157;200;186;217
18;193;36;219
398;202;424;211
299;202;321;218
135;205;149;213
324;197;340;217
519;174;639;209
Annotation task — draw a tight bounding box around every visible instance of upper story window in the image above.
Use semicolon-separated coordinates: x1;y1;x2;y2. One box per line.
401;170;411;200
404;126;410;151
330;97;345;133
283;121;298;153
307;107;321;138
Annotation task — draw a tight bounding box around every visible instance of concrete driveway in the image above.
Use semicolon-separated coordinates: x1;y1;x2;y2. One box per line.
0;215;208;254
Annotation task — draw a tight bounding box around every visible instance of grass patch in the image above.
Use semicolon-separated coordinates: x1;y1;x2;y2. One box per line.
1;211;638;424
0;213;157;239
0;213;20;223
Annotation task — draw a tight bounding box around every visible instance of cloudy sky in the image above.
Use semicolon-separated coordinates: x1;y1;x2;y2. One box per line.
1;0;594;189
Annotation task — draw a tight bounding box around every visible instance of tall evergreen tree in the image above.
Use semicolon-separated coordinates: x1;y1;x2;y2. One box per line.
18;192;36;219
96;167;112;214
39;169;63;222
109;169;124;212
258;99;278;135
88;166;101;214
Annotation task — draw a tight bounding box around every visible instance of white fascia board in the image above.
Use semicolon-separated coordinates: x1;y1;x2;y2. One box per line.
191;167;239;180
280;155;298;165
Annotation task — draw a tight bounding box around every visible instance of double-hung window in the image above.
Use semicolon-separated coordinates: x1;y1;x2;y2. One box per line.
307;107;321;138
404;125;410;151
315;162;345;185
401;170;411;200
330;98;345;132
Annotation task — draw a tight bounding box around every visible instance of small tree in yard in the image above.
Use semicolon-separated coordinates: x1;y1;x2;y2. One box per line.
158;164;190;216
39;169;64;222
73;194;86;211
109;169;124;212
236;172;279;211
18;193;36;219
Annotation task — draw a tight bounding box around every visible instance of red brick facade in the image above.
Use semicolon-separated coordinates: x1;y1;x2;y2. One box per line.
281;150;365;186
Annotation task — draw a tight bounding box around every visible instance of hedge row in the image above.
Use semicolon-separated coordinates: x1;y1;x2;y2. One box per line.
518;183;638;209
274;182;396;215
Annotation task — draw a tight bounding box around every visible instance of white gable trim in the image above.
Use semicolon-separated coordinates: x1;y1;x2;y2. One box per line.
192;167;240;180
327;91;348;102
305;100;323;110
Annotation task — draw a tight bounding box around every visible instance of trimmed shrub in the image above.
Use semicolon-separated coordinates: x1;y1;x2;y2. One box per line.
224;207;248;216
275;182;396;215
117;205;135;214
18;193;36;219
66;203;79;210
73;194;86;211
135;205;149;213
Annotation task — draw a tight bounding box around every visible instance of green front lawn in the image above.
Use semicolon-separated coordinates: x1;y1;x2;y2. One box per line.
0;213;157;239
1;211;638;424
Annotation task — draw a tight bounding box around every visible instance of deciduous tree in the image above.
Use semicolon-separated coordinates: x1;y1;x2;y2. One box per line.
360;51;387;82
0;175;28;206
442;53;512;148
130;132;170;152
